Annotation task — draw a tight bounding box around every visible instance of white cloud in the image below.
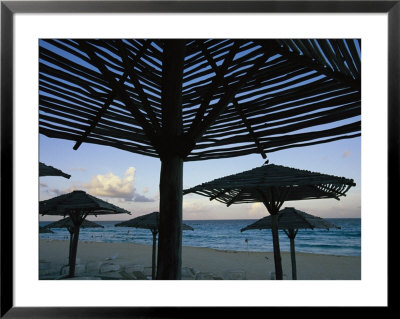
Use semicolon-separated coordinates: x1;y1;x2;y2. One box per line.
247;202;268;218
84;167;154;202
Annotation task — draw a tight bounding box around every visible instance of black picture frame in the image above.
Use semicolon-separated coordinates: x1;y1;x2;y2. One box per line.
1;1;395;317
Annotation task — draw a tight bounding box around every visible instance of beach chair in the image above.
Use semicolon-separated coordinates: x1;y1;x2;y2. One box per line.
85;261;103;274
60;264;85;276
99;262;121;274
195;272;216;280
223;270;246;280
181;267;198;280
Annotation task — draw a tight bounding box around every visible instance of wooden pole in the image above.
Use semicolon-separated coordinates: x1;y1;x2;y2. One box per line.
270;212;283;280
157;155;183;279
68;222;80;278
257;188;284;280
151;230;158;280
68;227;73;264
288;229;298;280
156;40;186;280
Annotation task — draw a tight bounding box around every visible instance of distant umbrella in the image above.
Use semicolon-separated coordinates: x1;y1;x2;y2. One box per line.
44;217;104;267
44;217;104;231
39;162;71;179
39;226;54;234
115;212;194;280
241;207;341;279
40;190;130;277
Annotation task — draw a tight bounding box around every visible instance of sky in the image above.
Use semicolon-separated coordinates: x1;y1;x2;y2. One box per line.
39;132;361;221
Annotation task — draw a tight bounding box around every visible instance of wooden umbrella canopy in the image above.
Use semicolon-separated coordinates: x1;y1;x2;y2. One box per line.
241;207;341;279
44;216;104;231
183;163;355;279
39;162;71;179
115;212;194;279
39;39;360;279
39;190;130;277
44;217;104;273
39;226;54;234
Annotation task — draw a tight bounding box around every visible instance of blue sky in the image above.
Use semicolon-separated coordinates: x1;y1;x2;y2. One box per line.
39;132;361;221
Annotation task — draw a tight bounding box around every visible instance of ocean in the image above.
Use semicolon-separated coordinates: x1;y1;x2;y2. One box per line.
39;218;361;257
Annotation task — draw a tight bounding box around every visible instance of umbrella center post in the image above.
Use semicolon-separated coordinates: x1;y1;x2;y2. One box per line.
284;228;298;280
151;230;158;280
68;214;84;278
157;154;184;280
257;188;284;280
269;212;283;280
156;40;186;280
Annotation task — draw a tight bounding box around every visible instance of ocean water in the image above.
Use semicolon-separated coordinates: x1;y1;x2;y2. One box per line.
39;218;361;256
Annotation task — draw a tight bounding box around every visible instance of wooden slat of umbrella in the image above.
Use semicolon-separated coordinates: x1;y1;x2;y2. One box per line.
39;190;130;277
115;212;194;280
39;162;71;179
183;163;355;280
241;207;341;279
39;39;360;279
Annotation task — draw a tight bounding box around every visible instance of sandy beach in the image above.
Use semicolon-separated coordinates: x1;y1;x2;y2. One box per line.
39;239;361;280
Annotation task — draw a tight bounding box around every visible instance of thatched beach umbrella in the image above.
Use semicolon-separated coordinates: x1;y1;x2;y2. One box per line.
39;190;130;277
115;212;194;280
184;163;355;280
39;226;54;234
39;39;360;279
44;217;104;268
241;207;341;280
39;162;71;179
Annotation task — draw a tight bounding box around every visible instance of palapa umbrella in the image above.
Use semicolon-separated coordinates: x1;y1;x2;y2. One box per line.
39;226;54;234
39;190;130;277
115;212;194;280
44;217;104;268
241;207;341;280
39;162;71;179
39;39;360;279
184;163;355;280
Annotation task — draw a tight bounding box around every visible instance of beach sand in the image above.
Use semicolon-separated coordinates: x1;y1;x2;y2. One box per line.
39;239;361;280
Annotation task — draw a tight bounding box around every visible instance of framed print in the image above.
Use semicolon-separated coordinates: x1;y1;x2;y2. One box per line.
1;0;396;317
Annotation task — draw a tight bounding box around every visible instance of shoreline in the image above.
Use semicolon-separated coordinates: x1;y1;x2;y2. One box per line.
39;237;360;257
39;239;361;280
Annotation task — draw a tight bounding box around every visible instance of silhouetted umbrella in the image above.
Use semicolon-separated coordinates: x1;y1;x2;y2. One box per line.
44;217;104;267
39;190;130;277
39;226;54;234
241;207;341;279
184;163;354;280
115;212;194;279
39;162;71;179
